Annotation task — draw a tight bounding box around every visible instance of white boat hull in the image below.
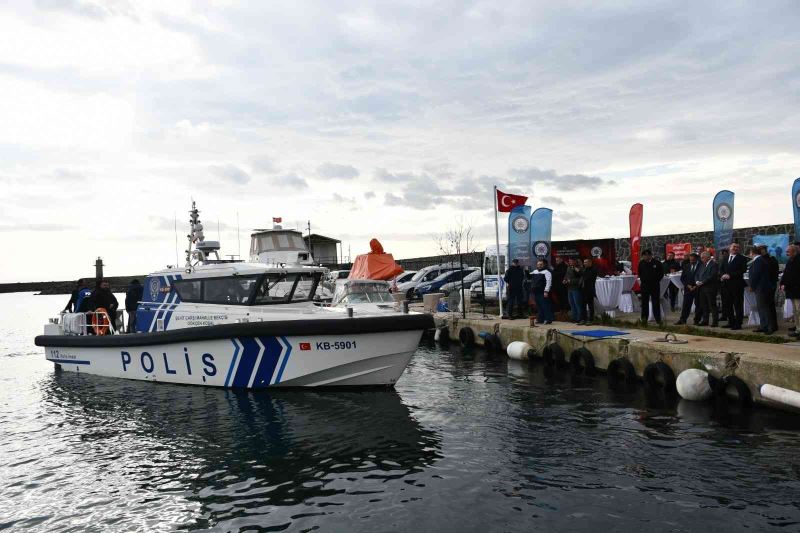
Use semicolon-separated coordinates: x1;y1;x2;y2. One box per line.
42;331;421;388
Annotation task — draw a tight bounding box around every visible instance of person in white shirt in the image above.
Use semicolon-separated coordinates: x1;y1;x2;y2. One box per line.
531;259;554;324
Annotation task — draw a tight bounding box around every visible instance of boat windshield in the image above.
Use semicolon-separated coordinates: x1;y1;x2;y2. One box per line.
332;281;393;305
251;232;307;254
253;271;320;304
173;271;321;305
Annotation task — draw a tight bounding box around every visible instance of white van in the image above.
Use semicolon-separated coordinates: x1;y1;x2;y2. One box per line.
470;244;508;302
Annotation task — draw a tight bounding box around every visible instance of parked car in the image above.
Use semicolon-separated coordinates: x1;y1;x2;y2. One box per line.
436;268;483;296
470;275;505;303
394;271;417;284
415;268;481;298
397;263;460;300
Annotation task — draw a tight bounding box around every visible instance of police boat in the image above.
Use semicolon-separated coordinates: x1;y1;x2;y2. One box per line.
35;202;433;388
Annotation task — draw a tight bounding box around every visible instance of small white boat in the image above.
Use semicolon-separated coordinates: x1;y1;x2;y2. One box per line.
35;202;433;388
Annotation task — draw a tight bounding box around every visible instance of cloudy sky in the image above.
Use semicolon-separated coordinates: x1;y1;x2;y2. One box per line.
1;1;798;282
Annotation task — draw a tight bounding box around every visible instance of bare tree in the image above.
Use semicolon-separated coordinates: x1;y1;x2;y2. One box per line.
433;218;477;260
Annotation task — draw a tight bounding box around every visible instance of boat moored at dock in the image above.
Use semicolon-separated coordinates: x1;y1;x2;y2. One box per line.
35;202;433;388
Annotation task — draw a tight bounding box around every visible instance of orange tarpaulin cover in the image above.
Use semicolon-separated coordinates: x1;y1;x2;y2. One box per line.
348;239;404;280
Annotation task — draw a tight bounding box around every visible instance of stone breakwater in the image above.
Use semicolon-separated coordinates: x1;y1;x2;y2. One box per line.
437;314;800;412
0;276;145;295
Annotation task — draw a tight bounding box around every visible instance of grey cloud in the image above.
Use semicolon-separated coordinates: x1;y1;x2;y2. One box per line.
252;156;277;174
35;0;136;20
273;173;308;189
209;164;251;185
0;223;78;232
318;163;359;180
364;191;376;199
332;193;355;203
541;196;564;205
509;167;614;191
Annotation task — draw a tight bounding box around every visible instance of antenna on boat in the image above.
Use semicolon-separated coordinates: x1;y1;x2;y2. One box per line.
173;212;179;267
237;211;241;259
217;218;220;242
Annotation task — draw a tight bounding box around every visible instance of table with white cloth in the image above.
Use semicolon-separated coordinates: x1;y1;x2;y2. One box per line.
785;298;794;321
648;277;672;321
744;288;759;326
595;277;624;317
617;275;638;313
667;272;684;310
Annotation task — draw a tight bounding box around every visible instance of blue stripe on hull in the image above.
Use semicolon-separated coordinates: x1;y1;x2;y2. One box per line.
275;337;292;384
232;337;261;388
48;358;91;365
250;337;282;388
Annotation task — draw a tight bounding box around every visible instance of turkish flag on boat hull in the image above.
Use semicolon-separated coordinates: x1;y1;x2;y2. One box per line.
496;189;528;212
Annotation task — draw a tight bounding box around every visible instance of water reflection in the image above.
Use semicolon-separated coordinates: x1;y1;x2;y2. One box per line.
41;372;442;530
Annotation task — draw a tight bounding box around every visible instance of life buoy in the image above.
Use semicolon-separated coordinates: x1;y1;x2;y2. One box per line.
607;357;637;387
542;343;566;368
643;361;676;392
92;307;111;336
714;375;753;408
569;348;596;376
459;327;475;347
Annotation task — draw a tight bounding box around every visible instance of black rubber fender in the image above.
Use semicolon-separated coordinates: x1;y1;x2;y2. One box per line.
459;327;475;347
436;326;450;346
607;357;637;386
542;343;566;368
569;347;596;376
643;361;676;392
484;333;502;355
714;375;753;408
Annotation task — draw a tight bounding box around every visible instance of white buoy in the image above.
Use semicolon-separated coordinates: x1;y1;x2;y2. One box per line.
506;341;533;361
676;368;714;401
760;384;800;409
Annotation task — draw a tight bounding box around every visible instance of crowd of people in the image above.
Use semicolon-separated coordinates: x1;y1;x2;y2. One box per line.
501;242;800;337
63;278;143;333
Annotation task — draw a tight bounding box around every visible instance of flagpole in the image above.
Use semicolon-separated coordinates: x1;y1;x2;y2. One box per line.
494;185;504;319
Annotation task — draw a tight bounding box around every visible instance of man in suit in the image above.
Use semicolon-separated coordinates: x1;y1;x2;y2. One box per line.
638;249;664;325
675;253;700;325
719;243;748;330
781;244;800;337
749;245;778;334
694;251;719;327
581;257;598;324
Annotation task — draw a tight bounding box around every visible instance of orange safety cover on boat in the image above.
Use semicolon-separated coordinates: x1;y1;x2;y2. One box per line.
349;240;404;280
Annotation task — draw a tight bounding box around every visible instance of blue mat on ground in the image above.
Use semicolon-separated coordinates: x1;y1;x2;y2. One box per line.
563;329;629;338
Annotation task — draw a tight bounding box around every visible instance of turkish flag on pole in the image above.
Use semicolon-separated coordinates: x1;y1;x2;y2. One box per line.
629;203;643;275
273;217;282;223
496;189;528;212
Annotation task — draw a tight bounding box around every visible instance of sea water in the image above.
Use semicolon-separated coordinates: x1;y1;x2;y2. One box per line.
2;293;800;532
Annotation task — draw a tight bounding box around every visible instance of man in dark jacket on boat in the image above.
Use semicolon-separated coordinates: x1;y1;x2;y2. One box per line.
504;259;526;319
125;279;144;333
63;279;88;312
90;280;119;329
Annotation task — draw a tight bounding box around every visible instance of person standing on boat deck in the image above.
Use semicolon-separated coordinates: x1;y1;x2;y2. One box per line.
719;243;748;330
125;279;143;333
581;258;598;324
694;251;719;326
63;279;86;312
675;253;701;325
780;245;800;337
503;259;525;319
74;281;94;313
638;250;664;325
531;259;554;325
564;258;584;323
90;280;119;328
749;245;777;334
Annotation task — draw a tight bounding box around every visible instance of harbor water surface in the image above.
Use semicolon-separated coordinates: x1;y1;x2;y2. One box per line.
2;293;800;532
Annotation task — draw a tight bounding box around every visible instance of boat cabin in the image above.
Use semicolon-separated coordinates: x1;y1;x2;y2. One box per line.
250;227;314;266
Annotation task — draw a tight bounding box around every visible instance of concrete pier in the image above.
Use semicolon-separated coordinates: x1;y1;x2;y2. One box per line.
436;313;800;411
